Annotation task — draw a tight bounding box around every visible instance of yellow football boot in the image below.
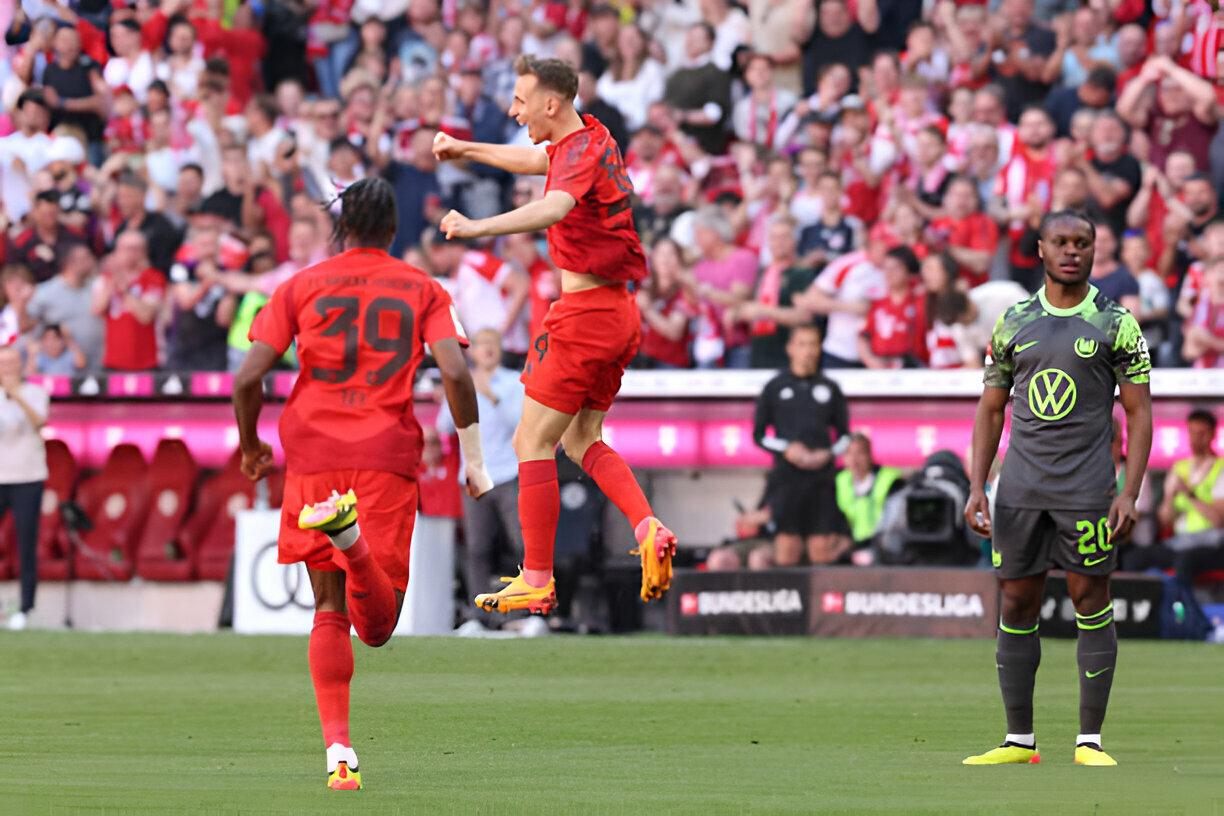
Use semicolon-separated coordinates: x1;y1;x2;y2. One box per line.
298;489;358;533
962;744;1041;765
327;761;362;791
632;517;677;602
1075;745;1117;766
475;569;556;614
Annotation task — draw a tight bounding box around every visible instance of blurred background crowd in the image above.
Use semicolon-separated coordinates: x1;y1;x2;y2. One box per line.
2;0;1224;375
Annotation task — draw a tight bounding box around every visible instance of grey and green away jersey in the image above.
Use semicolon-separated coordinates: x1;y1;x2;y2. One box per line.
984;285;1151;509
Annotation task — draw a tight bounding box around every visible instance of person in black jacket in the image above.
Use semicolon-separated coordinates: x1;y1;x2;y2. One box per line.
752;325;852;566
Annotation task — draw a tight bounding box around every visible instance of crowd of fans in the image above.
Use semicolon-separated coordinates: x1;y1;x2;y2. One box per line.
2;0;1224;374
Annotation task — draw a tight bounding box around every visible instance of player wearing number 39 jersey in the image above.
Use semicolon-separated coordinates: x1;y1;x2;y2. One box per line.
963;211;1152;769
433;55;676;614
232;177;492;791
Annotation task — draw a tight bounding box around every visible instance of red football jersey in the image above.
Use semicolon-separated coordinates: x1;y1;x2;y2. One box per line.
544;115;648;283
250;248;467;477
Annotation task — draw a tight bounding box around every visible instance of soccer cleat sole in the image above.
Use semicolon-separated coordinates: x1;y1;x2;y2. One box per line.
475;593;556;615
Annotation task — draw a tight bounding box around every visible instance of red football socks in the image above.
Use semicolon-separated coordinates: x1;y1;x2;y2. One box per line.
519;459;559;574
582;441;652;528
340;534;398;647
309;611;353;747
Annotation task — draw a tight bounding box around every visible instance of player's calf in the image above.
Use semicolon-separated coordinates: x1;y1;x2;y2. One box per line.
300;490;398;647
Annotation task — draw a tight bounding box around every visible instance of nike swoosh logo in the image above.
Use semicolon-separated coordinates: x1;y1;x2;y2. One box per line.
1085;667;1112;679
1083;556;1109;566
1015;340;1039;352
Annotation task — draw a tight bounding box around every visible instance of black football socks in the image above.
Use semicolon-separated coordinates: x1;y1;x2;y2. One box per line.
1076;603;1118;746
996;621;1041;744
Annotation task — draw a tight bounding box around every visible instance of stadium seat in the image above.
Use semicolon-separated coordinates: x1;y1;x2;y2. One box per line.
37;439;78;581
73;444;150;581
134;440;199;581
0;441;77;581
188;450;257;581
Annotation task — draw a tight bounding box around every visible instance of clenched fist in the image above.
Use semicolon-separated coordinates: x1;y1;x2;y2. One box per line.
440;209;483;240
432;132;469;162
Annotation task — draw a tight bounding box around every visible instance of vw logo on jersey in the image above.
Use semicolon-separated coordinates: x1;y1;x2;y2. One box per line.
812;384;832;403
1028;368;1077;421
780;387;794;400
1074;337;1098;358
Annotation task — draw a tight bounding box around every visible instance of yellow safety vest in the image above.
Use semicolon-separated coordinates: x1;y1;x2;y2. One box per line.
1172;457;1223;534
836;466;902;543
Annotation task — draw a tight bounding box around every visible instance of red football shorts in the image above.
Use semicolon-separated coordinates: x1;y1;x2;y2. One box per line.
278;469;418;592
521;284;641;414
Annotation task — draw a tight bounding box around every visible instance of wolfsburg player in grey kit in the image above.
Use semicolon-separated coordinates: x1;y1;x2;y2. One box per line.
962;210;1152;768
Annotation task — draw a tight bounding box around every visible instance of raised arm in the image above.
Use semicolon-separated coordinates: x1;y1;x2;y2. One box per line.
440;190;575;240
433;132;549;176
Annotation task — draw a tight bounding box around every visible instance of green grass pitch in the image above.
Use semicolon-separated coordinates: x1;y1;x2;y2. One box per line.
0;632;1219;815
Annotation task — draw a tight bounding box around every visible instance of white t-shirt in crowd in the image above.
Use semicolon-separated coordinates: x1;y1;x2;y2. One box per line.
103;51;157;103
0;131;54;223
440;250;529;354
0;383;49;484
814;251;885;363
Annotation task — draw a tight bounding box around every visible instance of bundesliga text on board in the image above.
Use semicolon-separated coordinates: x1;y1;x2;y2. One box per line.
820;590;986;619
679;589;804;617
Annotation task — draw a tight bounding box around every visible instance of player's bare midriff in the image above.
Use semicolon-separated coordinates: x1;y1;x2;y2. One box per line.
560;268;624;293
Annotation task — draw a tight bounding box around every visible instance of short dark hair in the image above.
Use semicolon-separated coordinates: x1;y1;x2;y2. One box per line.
1039;209;1097;240
332;177;398;249
118;170;147;191
1085;65;1118;91
251;93;279;123
1188;409;1218;432
885;245;920;276
180;163;204;178
33;189;60;206
513;55;578;101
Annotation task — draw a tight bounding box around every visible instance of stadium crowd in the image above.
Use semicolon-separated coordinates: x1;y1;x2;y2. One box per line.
0;0;1223;373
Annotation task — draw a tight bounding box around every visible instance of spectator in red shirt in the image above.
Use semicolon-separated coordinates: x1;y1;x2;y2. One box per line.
1183;257;1224;369
637;237;695;369
90;231;166;371
1118;54;1219;173
921;252;980;370
502;231;558;346
928;175;999;288
859;245;925;369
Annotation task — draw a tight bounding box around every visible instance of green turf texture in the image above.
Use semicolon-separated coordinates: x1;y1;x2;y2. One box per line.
0;633;1219;815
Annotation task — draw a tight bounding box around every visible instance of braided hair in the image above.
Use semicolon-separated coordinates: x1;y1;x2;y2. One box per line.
330;177;398;250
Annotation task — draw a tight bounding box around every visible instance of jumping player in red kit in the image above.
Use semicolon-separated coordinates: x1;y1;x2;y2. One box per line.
232;177;492;791
434;55;676;613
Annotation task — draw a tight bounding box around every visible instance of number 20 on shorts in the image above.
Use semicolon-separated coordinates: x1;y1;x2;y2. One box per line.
1076;517;1112;555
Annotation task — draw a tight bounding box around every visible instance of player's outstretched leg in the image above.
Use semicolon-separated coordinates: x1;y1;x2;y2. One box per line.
965;577;1043;766
300;490;398;646
1071;575;1119;766
566;412;677;602
308;608;362;790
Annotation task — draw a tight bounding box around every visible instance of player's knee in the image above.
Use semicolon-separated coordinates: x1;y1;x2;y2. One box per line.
746;545;775;571
512;426;553;461
999;590;1041;627
311;571;346;613
705;547;742;571
356;622;395;648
